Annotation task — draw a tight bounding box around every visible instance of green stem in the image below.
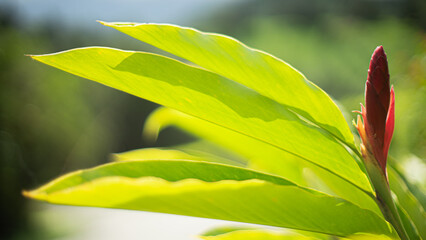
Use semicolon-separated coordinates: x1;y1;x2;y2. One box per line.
363;152;409;240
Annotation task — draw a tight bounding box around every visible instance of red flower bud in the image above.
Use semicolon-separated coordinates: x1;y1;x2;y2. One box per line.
355;46;395;174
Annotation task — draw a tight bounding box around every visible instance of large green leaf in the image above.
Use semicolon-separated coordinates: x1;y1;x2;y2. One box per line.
114;145;332;210
143;107;380;216
31;47;371;194
25;160;395;237
100;22;355;148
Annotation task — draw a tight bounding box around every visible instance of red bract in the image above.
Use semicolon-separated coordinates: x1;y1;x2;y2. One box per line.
355;46;395;174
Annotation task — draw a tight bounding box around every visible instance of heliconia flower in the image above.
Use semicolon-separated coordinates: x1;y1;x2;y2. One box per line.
355;46;395;174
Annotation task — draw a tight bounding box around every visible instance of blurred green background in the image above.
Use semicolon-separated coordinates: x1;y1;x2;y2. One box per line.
1;0;425;239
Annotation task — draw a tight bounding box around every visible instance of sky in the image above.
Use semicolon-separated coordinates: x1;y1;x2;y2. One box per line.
1;0;241;28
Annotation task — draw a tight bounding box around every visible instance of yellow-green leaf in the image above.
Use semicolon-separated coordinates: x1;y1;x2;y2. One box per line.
143;107;379;216
25;160;395;237
31;47;371;194
101;22;355;148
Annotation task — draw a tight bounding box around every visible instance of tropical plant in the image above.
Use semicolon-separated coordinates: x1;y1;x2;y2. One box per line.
24;22;425;239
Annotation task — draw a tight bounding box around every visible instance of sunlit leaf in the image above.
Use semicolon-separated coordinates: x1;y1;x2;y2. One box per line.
143;107;380;215
31;47;371;194
101;22;355;148
25;160;395;237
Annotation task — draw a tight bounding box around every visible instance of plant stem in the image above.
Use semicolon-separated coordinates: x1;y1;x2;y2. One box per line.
363;152;409;240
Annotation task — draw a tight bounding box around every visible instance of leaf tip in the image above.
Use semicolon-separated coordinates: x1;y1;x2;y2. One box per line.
26;54;38;59
27;54;44;62
23;188;49;202
97;20;108;26
22;189;35;199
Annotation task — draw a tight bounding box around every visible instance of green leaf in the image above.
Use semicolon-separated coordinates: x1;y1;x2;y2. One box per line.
31;47;371;194
144;107;380;216
25;160;395;237
100;22;355;148
388;167;426;239
199;229;319;240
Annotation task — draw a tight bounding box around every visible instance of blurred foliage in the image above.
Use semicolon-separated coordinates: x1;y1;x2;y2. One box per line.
0;8;165;239
244;17;423;98
0;10;111;239
202;0;426;33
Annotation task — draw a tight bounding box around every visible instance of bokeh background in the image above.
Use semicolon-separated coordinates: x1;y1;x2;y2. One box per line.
1;0;425;239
